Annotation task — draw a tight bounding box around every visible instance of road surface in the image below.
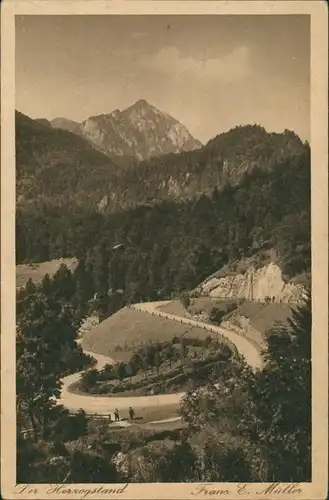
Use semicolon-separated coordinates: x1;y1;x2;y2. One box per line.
131;301;263;370
59;346;184;418
58;300;262;419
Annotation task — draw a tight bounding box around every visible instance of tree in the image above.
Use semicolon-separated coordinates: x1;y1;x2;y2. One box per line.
80;369;99;391
52;264;76;303
126;441;197;482
72;410;88;439
180;385;225;431
179;340;189;369
103;363;114;376
153;441;197;481
241;295;311;481
115;362;126;383
189;426;253;482
92;241;110;314
125;363;134;383
41;273;53;296
16;287;82;440
154;350;161;375
73;258;94;314
25;277;37;295
163;344;174;369
178;357;260;481
17;438;120;483
130;352;142;373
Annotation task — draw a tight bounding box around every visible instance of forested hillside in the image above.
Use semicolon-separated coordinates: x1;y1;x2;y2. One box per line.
16;111;122;209
16;112;306;213
17;145;310;309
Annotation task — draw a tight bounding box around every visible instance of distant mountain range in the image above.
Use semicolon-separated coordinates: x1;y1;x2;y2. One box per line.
16;109;307;214
49;117;80;135
37;99;202;161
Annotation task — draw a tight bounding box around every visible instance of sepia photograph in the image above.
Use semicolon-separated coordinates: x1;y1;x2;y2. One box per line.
1;1;328;499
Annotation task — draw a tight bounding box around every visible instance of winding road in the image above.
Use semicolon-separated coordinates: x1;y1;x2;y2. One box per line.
58;300;263;420
131;301;262;370
59;348;185;417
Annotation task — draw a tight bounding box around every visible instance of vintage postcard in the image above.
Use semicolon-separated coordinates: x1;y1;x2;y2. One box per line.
1;1;328;499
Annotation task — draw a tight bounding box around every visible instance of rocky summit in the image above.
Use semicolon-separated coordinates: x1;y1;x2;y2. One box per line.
52;99;202;161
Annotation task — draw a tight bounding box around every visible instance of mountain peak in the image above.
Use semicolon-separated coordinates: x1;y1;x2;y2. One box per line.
42;100;202;161
132;98;151;108
124;99;156;114
78;100;202;161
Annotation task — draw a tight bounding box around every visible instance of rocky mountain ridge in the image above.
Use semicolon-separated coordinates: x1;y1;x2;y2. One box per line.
16;111;309;219
49;99;202;161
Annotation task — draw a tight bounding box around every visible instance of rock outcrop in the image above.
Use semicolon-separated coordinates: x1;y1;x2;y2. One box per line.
193;262;307;304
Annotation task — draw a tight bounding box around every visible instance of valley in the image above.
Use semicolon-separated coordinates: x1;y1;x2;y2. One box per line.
15;103;311;484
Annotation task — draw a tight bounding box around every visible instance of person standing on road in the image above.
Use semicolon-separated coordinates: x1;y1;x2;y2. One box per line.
129;407;135;420
114;409;120;422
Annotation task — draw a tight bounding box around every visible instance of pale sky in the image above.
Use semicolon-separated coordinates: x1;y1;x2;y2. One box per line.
16;15;310;143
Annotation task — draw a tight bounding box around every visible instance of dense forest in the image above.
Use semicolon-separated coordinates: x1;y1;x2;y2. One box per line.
17;144;311;311
16;111;120;209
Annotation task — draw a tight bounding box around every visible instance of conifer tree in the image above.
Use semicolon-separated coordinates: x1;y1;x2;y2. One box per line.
17;287;81;440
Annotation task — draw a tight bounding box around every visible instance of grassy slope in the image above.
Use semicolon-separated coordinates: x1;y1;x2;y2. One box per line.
159;299;293;348
159;299;239;319
81;306;217;361
232;301;294;334
16;257;78;289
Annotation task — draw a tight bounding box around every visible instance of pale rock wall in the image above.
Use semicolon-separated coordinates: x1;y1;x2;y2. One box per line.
194;262;306;304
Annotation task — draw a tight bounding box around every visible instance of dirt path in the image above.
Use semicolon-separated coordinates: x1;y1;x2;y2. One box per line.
58;300;262;418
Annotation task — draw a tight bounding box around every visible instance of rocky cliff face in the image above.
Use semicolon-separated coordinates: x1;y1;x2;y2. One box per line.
193;262;307;304
52;100;202;161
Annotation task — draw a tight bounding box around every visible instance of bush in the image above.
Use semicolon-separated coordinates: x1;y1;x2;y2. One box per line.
61;345;96;376
209;302;238;324
50;409;88;442
180;292;191;309
111;385;124;394
80;369;99;391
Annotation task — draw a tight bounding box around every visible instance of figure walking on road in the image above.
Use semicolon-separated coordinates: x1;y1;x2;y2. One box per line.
114;409;120;422
129;406;135;420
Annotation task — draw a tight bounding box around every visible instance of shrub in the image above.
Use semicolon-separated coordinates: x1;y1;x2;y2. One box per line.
180;292;191;309
209;302;238;324
80;369;99;391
